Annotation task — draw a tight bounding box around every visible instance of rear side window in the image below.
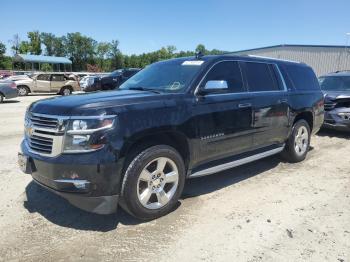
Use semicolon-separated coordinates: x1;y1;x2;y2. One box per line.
242;62;280;92
204;61;245;93
282;64;319;90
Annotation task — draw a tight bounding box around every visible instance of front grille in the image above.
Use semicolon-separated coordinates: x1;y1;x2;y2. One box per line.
30;114;59;130
25;113;65;157
29;134;53;154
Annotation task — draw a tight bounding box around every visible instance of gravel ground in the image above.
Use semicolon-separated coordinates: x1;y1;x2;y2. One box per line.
0;95;349;262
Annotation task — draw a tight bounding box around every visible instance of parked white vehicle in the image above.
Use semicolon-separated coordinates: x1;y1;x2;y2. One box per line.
15;73;80;96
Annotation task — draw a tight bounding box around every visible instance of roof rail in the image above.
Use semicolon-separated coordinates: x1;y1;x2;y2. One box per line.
247;55;301;64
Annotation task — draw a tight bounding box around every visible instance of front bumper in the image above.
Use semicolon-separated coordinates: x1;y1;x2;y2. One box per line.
19;141;123;214
323;110;350;131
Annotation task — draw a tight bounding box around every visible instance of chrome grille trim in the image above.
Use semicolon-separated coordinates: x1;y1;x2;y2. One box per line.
25;113;65;157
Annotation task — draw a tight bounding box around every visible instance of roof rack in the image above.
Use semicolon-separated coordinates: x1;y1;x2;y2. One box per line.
247;55;301;64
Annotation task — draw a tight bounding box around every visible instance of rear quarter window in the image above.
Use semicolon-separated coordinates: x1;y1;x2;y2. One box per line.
281;64;320;91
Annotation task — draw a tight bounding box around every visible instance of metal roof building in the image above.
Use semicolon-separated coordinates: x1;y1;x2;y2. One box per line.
13;54;72;72
231;44;350;76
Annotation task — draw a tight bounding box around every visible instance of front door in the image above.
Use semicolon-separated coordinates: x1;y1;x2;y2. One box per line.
240;62;289;148
192;61;254;166
35;74;51;92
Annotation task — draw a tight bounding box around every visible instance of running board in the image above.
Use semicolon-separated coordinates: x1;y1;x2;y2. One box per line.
189;145;285;178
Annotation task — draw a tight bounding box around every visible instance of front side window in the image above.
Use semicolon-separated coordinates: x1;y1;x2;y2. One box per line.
319;76;350;91
120;60;203;92
37;74;50;81
203;61;245;93
243;62;279;92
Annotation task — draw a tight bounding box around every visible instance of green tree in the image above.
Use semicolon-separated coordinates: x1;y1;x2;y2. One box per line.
40;63;53;71
10;34;21;55
41;32;56;55
109;40;124;70
96;42;111;70
27;31;42;55
195;44;207;54
18;41;30;54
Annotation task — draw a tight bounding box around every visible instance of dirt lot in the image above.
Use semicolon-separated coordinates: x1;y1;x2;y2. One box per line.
0;95;349;262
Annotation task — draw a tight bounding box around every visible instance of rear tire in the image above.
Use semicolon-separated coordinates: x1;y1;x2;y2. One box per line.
0;94;4;103
60;86;72;96
120;145;185;220
17;86;29;96
282;119;311;163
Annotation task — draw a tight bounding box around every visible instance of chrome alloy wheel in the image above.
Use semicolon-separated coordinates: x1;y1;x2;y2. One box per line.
137;157;179;210
18;87;27;96
63;88;71;96
294;126;309;156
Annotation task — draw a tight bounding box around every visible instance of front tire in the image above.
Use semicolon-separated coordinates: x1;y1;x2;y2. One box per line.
0;94;3;103
17;86;29;96
282;119;311;163
120;145;185;220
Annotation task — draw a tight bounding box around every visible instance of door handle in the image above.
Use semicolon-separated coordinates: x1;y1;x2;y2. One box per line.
238;103;252;108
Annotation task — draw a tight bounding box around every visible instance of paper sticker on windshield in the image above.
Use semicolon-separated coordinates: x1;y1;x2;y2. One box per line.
182;61;204;66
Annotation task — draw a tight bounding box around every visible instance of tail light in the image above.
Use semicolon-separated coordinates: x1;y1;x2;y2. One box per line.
10;82;17;89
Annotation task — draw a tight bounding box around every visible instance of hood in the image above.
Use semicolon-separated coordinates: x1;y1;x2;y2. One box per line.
15;78;33;84
322;90;350;100
29;89;180;116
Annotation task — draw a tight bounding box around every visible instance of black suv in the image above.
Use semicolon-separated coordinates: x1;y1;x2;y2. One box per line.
319;71;350;131
100;68;140;90
18;55;324;220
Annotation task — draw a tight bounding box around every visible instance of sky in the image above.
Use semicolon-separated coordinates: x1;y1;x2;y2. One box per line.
2;0;350;56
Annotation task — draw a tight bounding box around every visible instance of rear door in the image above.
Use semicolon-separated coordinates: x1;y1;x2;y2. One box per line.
240;61;289;149
35;74;51;92
50;74;65;92
193;60;254;165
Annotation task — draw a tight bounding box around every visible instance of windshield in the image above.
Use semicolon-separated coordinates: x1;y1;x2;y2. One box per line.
119;60;204;92
319;76;350;91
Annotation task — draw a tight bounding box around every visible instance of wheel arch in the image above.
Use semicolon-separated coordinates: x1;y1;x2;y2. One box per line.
120;129;191;173
293;111;314;132
17;85;31;93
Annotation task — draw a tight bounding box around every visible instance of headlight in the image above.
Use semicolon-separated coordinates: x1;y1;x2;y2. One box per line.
63;116;116;153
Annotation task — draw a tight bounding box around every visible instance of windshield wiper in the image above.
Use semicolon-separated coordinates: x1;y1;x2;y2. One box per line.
128;87;161;94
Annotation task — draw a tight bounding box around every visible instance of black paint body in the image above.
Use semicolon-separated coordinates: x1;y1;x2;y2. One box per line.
20;55;324;214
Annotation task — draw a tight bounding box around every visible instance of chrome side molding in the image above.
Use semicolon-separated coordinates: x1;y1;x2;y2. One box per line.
189;145;285;178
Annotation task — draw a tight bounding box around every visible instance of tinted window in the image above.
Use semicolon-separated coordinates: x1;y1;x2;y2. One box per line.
204;61;245;93
37;74;50;81
282;64;319;90
51;74;65;81
243;62;279;92
319;76;350;91
123;70;137;78
120;60;203;92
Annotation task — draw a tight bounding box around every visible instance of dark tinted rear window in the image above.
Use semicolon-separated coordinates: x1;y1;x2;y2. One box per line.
282;64;319;90
243;62;280;92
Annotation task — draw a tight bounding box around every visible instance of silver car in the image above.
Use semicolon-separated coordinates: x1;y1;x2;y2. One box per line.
15;73;80;96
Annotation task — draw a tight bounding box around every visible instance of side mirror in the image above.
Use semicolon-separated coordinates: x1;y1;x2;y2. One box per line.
200;80;228;95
